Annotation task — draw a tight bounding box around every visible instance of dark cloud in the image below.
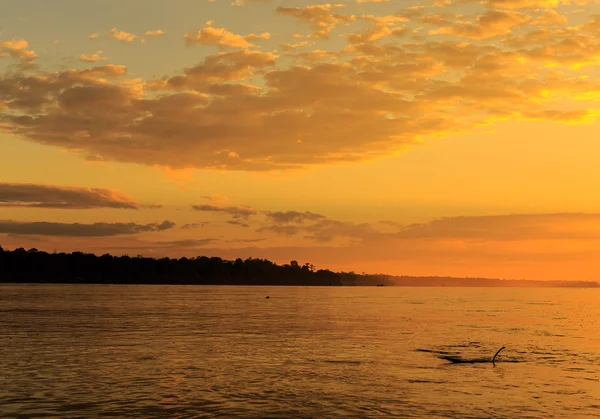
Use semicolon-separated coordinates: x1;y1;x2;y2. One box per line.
0;220;175;237
181;222;209;229
378;220;401;226
256;225;300;236
227;220;250;227
258;213;600;243
192;204;256;218
226;238;266;243
264;210;325;224
0;182;153;209
156;238;217;248
304;219;380;242
257;218;380;242
396;214;600;241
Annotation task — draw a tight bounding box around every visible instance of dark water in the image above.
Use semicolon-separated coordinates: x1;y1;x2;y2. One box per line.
1;285;599;418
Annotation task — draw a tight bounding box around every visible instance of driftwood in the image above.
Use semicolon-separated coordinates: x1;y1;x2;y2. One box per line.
438;346;507;366
492;346;505;366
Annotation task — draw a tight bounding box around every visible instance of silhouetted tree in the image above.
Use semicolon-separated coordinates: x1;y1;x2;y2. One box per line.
0;247;343;286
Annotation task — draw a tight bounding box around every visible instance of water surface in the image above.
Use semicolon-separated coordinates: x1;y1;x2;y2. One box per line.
1;285;599;418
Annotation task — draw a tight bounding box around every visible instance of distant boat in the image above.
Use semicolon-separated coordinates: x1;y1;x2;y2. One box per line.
376;284;384;287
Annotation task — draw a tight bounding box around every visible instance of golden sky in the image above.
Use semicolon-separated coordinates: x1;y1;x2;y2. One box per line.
2;0;600;280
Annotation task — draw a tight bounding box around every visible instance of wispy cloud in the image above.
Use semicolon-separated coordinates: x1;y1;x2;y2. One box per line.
145;29;165;37
192;204;257;218
0;183;158;209
227;220;250;227
181;222;209;229
277;5;356;39
156;238;216;247
0;220;175;237
107;28;139;43
184;21;270;48
264;210;326;224
395;214;600;241
79;50;106;63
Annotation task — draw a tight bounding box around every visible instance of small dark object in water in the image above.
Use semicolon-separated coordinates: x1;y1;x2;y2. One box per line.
439;346;508;366
324;360;361;365
492;346;505;366
265;296;270;299
377;284;384;287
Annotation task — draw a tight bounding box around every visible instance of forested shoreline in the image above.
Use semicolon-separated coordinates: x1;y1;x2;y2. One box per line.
1;247;598;287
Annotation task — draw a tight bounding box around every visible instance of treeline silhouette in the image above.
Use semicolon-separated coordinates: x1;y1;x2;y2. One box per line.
0;246;346;286
1;246;598;287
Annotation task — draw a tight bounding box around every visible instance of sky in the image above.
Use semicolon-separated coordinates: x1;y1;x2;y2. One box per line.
2;0;600;281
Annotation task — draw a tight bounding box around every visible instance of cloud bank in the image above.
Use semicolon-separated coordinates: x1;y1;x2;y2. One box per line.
0;183;153;209
0;220;175;237
1;5;599;171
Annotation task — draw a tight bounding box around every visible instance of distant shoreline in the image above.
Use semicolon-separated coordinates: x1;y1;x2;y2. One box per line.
1;247;598;288
2;283;599;288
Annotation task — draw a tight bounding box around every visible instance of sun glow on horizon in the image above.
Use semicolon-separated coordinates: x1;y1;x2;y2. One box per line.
2;0;600;280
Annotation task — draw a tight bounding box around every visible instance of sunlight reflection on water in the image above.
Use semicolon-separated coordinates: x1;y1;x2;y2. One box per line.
1;285;599;418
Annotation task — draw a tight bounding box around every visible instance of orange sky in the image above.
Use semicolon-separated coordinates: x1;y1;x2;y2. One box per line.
2;0;600;280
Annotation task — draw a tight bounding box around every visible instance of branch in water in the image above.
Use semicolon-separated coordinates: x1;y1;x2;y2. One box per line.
492;346;505;366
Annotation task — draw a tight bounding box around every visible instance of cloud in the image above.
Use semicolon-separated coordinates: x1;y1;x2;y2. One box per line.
396;213;600;241
2;13;600;171
107;28;139;43
254;212;600;244
429;10;532;39
532;10;568;26
191;204;257;218
264;210;326;223
483;0;560;8
203;194;230;204
277;5;356;39
184;21;270;49
345;15;408;45
147;50;277;91
294;50;338;62
153;165;201;188
89;33;99;40
281;41;309;52
227;238;266;243
79;50;106;63
303;219;380;242
580;14;600;37
0;182;155;209
226;220;250;227
0;220;175;237
156;238;216;247
257;217;380;243
229;0;273;6
502;25;600;67
0;38;36;65
145;29;165;37
256;224;300;236
207;212;600;279
2;53;597;169
181;222;209;229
